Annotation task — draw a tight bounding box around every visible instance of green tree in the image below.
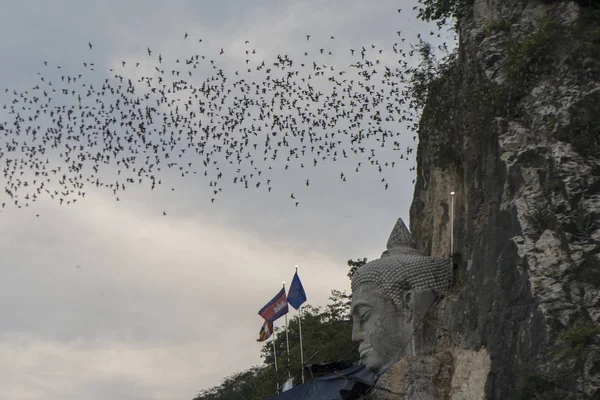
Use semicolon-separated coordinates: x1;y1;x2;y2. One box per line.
260;290;358;386
416;0;474;29
193;290;359;400
193;367;264;400
346;258;368;280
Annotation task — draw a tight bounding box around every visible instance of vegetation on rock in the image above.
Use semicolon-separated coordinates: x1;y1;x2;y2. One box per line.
553;323;600;362
416;0;474;29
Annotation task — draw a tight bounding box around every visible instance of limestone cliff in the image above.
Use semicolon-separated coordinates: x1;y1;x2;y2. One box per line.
407;0;600;398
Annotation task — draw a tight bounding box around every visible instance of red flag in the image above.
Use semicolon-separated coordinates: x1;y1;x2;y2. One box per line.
258;288;289;323
257;320;273;342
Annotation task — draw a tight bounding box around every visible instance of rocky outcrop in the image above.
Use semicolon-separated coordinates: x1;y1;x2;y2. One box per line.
407;0;600;398
369;351;454;400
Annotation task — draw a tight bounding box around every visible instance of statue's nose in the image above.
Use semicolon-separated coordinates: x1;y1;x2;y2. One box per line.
351;319;363;342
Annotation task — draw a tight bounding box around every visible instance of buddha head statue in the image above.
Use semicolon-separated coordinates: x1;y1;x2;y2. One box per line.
350;218;449;373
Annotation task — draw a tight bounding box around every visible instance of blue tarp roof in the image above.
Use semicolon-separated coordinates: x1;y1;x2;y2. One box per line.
266;364;377;400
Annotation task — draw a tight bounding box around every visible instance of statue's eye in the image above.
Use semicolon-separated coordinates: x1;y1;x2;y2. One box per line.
359;310;371;322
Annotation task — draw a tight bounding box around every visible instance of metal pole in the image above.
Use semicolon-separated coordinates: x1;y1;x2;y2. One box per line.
272;327;279;393
298;306;305;383
450;191;455;284
283;282;291;378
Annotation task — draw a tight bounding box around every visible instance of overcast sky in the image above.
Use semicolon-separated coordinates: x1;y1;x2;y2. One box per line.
0;1;454;399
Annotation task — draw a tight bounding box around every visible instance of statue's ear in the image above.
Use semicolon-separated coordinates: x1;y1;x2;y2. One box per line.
403;291;412;307
403;291;413;321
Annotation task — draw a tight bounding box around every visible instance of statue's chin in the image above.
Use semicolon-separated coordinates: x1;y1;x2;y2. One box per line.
361;352;384;373
362;353;396;374
364;362;381;373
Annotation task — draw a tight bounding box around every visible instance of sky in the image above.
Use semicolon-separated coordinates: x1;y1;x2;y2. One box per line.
0;1;454;399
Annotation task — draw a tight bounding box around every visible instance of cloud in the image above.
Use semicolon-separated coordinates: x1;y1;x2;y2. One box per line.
0;187;351;396
0;333;223;399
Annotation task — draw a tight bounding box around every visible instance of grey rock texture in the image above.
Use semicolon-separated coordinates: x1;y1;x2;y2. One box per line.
409;0;600;398
368;352;454;400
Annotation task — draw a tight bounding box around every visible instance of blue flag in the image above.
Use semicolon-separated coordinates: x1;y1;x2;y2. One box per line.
287;272;307;309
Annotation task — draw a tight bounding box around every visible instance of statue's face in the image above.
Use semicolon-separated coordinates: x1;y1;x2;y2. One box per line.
351;283;412;373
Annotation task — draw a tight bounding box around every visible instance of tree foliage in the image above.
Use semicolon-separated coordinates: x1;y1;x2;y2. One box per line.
192;290;358;400
346;258;368;280
416;0;474;29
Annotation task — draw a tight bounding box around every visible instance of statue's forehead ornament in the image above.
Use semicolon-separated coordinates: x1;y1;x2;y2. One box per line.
351;218;450;304
386;218;414;249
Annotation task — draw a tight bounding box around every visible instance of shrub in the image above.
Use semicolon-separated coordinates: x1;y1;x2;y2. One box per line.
484;19;511;36
553;323;600;362
556;119;600;157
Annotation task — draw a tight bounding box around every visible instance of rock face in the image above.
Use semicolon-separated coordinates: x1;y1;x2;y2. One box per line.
408;0;600;398
370;351;454;400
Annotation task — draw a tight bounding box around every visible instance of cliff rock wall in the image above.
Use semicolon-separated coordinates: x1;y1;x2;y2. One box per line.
409;0;600;398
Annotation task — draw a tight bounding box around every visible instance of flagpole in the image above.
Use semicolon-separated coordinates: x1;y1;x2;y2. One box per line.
298;305;305;383
272;325;279;393
450;191;455;284
283;282;291;379
295;265;305;384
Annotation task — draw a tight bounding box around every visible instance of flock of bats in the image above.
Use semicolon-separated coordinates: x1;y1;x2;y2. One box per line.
0;8;452;212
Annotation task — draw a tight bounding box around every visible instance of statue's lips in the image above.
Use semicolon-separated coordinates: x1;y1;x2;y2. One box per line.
358;345;372;358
